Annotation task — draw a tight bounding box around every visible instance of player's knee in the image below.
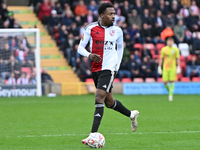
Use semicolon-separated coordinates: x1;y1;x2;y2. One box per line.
95;94;105;104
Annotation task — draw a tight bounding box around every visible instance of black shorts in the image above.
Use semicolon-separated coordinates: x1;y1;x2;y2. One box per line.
92;70;116;93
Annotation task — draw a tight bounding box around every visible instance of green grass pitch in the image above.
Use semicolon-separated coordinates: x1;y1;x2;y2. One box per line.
0;94;200;150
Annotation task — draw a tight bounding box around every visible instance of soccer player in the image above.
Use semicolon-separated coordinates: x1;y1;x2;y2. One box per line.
158;37;181;101
78;2;139;147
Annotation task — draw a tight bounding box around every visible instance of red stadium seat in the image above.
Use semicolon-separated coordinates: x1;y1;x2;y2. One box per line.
21;67;31;75
133;78;143;83
180;77;190;82
156;43;165;51
85;78;93;82
192;77;200;82
145;78;156;82
113;78;120;83
180;55;186;62
133;43;143;51
187;54;197;62
145;43;155;51
180;61;186;71
157;78;163;82
121;78;132;83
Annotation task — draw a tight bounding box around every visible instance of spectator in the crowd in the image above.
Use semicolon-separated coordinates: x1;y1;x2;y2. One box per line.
38;0;52;25
192;32;200;54
170;0;180;15
64;33;76;62
68;22;80;40
62;10;73;30
158;0;168;16
7;72;16;85
180;4;190;18
190;0;199;16
187;10;198;32
128;9;142;29
173;19;185;43
141;23;152;43
17;72;29;85
54;2;63;18
152;22;163;44
0;74;4;84
146;0;156;15
8;36;18;50
142;8;151;27
0;14;4;28
142;43;152;59
126;54;140;80
113;2;125;24
58;25;68;48
69;44;80;71
134;50;141;64
134;0;143;15
48;10;60;36
0;56;8;79
27;47;35;67
186;55;200;78
121;0;132;22
74;0;88;17
41;68;54;84
2;43;11;62
79;57;92;79
118;58;131;81
150;57;159;80
155;10;164;29
0;2;9;21
29;72;36;84
164;12;175;27
185;27;193;44
128;24;140;42
124;33;134;51
87;0;98;16
83;9;97;24
140;56;153;79
74;15;82;27
161;25;174;41
30;0;42;15
7;55;21;77
122;42;131;62
8;11;15;28
175;11;184;24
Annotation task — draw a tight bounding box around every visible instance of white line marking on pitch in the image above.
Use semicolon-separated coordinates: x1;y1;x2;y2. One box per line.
2;131;200;138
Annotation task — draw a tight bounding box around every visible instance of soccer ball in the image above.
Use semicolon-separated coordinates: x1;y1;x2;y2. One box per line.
87;132;105;148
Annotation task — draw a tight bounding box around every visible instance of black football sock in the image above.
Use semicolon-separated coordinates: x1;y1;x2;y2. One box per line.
91;103;104;133
112;100;131;117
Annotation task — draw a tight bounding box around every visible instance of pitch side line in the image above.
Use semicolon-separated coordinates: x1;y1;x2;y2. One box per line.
2;131;200;138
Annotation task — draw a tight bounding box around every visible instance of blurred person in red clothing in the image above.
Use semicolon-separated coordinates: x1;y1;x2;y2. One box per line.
38;0;52;25
74;0;88;17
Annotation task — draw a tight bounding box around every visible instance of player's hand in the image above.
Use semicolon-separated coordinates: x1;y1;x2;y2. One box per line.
158;66;162;75
88;53;101;63
176;66;181;74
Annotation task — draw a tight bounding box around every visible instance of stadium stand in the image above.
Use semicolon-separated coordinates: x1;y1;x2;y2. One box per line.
15;0;200;83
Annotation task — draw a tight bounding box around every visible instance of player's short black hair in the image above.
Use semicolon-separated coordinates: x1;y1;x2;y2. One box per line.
98;2;114;15
166;36;175;41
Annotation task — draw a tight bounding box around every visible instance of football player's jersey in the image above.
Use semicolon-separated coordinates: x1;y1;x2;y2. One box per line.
78;21;123;72
161;46;180;71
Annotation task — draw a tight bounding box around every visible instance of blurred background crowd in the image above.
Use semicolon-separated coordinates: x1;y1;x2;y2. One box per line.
2;0;200;83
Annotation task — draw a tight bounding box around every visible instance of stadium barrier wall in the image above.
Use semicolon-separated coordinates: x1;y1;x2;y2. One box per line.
123;82;200;95
0;85;37;97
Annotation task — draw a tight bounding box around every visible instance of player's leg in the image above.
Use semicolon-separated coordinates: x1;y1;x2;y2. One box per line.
105;92;139;132
162;71;169;92
91;89;107;133
168;71;176;101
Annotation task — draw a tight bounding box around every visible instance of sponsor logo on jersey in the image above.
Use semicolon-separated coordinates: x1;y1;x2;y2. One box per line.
94;113;101;117
102;85;107;88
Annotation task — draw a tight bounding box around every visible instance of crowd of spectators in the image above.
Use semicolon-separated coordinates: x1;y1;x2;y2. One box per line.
0;35;37;85
31;0;200;81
